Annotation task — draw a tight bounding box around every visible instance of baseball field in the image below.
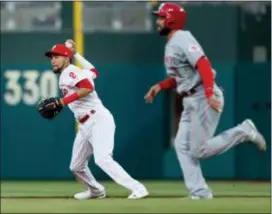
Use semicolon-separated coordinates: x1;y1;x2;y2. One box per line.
1;180;270;213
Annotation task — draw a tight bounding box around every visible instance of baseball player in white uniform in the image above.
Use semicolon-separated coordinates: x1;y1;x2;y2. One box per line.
144;2;267;199
44;40;149;199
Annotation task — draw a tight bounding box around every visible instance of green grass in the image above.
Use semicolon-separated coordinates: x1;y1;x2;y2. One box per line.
1;181;270;213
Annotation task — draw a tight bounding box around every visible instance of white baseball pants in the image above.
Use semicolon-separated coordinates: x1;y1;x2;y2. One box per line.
69;107;144;192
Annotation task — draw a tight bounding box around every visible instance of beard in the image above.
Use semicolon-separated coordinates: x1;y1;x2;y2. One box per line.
52;63;65;73
53;67;62;73
159;27;171;36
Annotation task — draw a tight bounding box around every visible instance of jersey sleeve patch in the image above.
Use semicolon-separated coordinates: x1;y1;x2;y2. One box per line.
188;44;201;53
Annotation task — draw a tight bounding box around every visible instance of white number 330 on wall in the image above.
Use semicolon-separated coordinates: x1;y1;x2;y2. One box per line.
3;70;58;106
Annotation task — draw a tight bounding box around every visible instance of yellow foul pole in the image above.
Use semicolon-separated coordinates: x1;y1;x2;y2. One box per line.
73;0;83;132
73;0;84;62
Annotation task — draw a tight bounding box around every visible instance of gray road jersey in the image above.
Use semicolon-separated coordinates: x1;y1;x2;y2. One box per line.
164;30;216;94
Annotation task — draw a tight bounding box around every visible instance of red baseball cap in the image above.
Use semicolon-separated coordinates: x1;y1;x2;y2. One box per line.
45;44;72;58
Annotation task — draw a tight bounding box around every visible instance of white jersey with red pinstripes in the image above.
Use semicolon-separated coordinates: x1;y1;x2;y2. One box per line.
59;64;104;120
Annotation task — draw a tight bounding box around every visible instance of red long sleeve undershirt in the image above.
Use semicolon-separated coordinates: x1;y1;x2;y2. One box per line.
75;78;94;90
158;77;177;90
158;56;214;98
196;56;214;98
62;79;94;105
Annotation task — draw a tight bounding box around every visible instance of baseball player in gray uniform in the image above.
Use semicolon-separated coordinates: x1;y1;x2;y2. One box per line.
144;2;267;199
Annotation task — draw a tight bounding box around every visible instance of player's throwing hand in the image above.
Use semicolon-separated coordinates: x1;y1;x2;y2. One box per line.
65;39;77;55
144;84;161;103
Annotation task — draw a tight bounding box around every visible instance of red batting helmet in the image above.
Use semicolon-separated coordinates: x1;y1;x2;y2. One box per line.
152;2;186;30
45;44;73;58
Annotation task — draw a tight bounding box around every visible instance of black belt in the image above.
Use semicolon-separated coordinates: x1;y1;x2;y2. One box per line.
182;88;197;97
182;82;202;97
79;110;96;124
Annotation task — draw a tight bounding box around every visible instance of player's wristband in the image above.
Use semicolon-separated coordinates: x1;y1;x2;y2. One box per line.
63;92;80;105
205;87;214;98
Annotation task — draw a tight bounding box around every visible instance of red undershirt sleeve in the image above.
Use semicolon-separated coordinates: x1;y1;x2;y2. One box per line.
196;56;214;98
63;79;94;105
75;78;94;90
158;77;177;90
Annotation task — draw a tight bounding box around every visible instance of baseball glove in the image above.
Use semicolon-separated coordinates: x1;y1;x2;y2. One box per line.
37;97;63;119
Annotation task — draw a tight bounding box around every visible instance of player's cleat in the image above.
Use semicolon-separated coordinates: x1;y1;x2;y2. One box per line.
74;189;106;200
241;119;267;152
128;187;149;199
182;192;213;200
189;193;213;200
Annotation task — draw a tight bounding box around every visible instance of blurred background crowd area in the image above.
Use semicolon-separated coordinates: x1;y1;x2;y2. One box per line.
1;1;271;33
